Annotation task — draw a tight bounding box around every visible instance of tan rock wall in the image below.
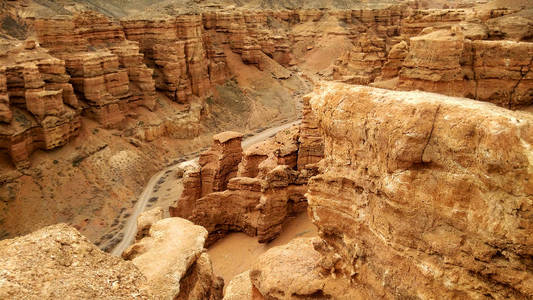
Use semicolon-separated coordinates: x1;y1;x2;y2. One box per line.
171;126;317;244
307;83;533;299
399;29;533;109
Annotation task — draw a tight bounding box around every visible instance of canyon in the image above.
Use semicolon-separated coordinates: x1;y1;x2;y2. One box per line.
0;0;532;299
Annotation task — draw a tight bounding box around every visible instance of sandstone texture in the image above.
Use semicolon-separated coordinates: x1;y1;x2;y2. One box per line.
306;83;533;299
0;3;309;244
123;217;223;300
171;127;319;244
0;43;81;168
250;238;334;299
398;27;533;109
223;238;358;299
135;206;164;241
121;14;229;103
0;3;531;299
223;271;257;300
0;0;530;170
199;131;244;196
0;223;152;299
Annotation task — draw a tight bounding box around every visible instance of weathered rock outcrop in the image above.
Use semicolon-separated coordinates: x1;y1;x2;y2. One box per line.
0;43;81;168
199;131;243;197
0;67;11;123
223;238;357;300
187;176;263;243
377;40;408;80
0;223;152;299
223;271;257;300
135;206;164;241
398;28;533;109
306;83;533;299
123;217;223;300
34;11;157;127
3;3;530;169
400;8;468;36
171;127;317;244
296;95;324;169
250;237;328;299
121;14;229;103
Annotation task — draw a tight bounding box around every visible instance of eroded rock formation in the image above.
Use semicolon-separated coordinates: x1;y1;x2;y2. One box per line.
0;42;81;168
121;14;228;103
0;4;532;298
222;238;357;299
0;1;530;169
398;27;533;109
135;206;164;241
0;223;153;299
199;131;243;197
306;83;533;299
34;11;157;126
123;217;223;300
171;126;319;244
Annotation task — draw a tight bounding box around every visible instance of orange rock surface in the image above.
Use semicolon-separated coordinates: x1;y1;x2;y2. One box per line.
306;83;533;299
170;126;318;244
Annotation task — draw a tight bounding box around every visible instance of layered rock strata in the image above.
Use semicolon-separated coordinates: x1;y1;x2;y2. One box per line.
121;14;229;103
296;95;324;169
170;126;319;244
0;43;81;168
306;83;533;299
34;11;157;127
199;131;243;197
3;4;531;168
398;27;533;109
123;217;223;300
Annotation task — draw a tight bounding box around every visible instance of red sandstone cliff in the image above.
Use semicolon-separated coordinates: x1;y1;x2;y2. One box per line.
305;83;533;299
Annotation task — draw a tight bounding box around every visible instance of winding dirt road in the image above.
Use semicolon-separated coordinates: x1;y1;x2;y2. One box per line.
111;120;301;256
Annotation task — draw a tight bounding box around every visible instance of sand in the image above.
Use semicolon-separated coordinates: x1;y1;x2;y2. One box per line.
207;211;318;284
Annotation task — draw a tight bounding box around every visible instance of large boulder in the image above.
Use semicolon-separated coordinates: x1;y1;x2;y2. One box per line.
0;224;152;299
123;217;223;300
244;238;358;299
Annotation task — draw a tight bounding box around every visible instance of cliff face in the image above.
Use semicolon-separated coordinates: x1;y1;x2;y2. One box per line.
0;7;309;243
306;83;533;299
170;126;318;245
398;28;533;109
0;42;81;168
123;217;223;300
2;3;530;168
121;15;227;103
34;12;157;126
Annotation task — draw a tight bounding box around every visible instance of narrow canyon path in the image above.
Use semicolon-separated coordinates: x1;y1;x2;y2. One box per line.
111;120;301;256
